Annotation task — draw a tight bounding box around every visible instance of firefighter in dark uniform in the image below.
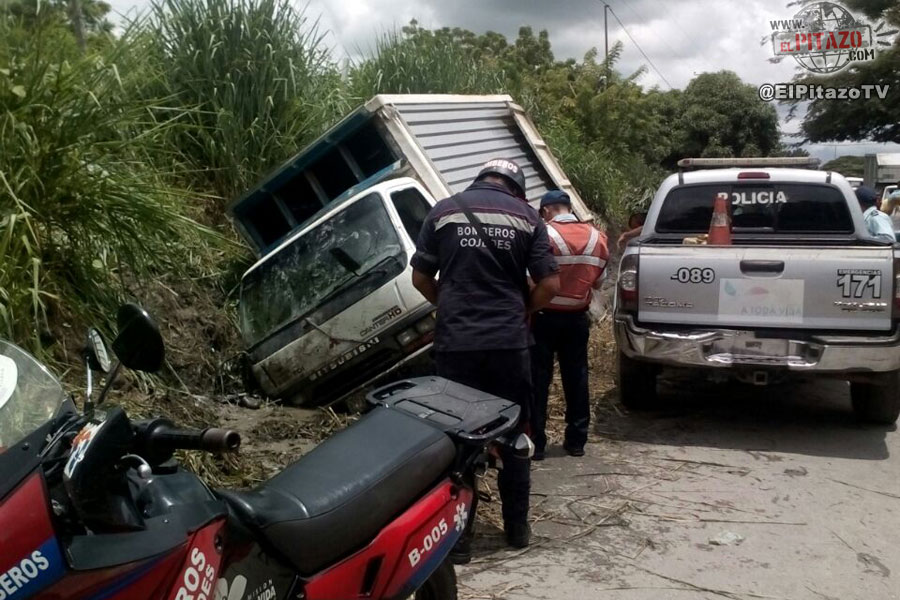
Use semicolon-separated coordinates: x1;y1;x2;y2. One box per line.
410;159;561;557
531;190;609;460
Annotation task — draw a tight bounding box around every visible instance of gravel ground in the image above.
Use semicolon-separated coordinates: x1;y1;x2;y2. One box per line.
459;368;900;600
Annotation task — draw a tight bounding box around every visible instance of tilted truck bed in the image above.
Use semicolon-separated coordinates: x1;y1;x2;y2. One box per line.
230;94;593;255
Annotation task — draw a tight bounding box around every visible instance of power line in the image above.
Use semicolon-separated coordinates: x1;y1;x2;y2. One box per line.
603;4;674;89
612;0;718;74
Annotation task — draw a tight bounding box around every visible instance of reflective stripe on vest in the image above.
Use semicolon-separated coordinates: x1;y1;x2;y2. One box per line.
546;225;571;256
546;222;609;312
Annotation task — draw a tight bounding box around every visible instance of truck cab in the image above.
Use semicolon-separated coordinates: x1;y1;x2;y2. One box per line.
240;178;437;405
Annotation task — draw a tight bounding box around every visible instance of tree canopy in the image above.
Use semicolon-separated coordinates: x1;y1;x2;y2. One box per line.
822;155;866;177
792;0;900;143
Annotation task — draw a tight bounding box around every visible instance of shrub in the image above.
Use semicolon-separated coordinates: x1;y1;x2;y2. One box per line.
0;20;213;353
349;24;506;97
147;0;347;200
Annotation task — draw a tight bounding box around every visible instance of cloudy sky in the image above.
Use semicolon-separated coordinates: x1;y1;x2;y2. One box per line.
107;0;900;160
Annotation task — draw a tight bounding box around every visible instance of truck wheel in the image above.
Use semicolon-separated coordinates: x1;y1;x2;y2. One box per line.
617;351;658;410
850;373;900;425
413;559;457;600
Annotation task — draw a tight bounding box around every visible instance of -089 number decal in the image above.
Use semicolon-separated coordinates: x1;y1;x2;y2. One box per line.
671;268;716;284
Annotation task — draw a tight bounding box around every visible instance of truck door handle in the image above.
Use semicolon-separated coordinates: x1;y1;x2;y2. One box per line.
740;260;785;274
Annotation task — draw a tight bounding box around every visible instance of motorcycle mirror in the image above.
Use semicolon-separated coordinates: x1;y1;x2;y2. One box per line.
111;304;165;373
84;328;112;374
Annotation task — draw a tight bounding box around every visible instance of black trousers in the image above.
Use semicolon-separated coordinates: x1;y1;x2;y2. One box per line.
530;310;591;451
435;349;531;526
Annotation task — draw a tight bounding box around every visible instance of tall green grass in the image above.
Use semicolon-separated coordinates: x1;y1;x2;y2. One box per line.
147;0;348;200
350;28;506;97
0;20;212;353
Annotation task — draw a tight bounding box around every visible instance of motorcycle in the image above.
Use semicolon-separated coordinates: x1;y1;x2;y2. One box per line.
0;304;532;600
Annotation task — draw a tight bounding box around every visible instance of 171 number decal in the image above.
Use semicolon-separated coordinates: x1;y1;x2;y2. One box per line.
837;270;882;299
671;267;715;284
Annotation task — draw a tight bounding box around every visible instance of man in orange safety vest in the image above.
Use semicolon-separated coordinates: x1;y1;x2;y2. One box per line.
530;190;609;460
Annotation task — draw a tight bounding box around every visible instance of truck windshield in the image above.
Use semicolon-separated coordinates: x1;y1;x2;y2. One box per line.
240;193;404;346
656;184;854;234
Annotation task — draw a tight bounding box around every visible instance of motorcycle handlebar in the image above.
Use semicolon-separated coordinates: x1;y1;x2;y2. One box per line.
137;419;241;457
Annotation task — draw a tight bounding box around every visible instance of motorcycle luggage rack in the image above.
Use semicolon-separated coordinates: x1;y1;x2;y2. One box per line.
367;377;520;443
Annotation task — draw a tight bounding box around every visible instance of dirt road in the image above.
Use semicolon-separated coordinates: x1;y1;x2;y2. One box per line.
460;375;899;600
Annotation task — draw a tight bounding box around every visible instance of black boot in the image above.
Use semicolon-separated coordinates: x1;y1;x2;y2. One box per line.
563;440;585;457
449;537;472;564
505;522;531;549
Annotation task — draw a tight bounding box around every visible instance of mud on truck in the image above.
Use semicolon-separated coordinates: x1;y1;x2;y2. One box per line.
615;157;900;424
233;94;591;406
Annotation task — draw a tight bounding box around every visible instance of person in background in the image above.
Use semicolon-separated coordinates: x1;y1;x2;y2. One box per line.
410;159;561;557
617;211;646;250
530;190;609;460
856;186;895;243
881;181;900;215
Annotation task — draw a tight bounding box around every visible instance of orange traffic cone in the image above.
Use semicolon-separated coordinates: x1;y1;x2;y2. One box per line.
708;192;732;245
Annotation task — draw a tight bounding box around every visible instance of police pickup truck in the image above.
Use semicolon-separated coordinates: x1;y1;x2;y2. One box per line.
615;158;900;424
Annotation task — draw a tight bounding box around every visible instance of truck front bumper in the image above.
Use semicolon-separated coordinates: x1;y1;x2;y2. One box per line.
614;315;900;374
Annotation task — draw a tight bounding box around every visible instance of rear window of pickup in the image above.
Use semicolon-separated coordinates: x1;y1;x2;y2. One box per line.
656;183;853;234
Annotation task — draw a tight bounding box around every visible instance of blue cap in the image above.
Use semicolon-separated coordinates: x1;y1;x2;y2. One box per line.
540;190;571;208
855;186;878;207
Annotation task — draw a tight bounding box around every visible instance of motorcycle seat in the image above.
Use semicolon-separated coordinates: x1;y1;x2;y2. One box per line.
217;407;455;575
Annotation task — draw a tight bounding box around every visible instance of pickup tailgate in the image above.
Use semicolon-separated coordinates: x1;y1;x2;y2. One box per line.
638;246;894;331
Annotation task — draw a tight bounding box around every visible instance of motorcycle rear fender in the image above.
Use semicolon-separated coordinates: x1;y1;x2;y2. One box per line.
303;479;473;600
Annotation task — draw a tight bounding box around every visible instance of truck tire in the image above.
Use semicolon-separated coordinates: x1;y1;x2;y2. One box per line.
850;373;900;425
617;351;658;410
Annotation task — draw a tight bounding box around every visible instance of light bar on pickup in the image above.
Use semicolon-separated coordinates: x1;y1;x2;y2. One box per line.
677;157;821;169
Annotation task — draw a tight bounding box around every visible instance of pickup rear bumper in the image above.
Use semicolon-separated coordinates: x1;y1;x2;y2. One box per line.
614;315;900;374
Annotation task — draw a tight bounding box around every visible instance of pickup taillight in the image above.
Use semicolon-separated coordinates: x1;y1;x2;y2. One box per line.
618;253;639;313
894;256;900;319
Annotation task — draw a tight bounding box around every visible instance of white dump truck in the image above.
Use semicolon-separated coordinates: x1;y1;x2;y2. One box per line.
232;94;591;405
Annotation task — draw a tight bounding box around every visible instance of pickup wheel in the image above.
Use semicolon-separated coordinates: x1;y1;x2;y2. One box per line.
850;373;900;425
617;351;658;410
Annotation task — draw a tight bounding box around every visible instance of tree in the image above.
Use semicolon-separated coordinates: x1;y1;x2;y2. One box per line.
793;1;900;143
3;0;113;40
663;71;780;166
822;155;866;177
349;21;506;97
